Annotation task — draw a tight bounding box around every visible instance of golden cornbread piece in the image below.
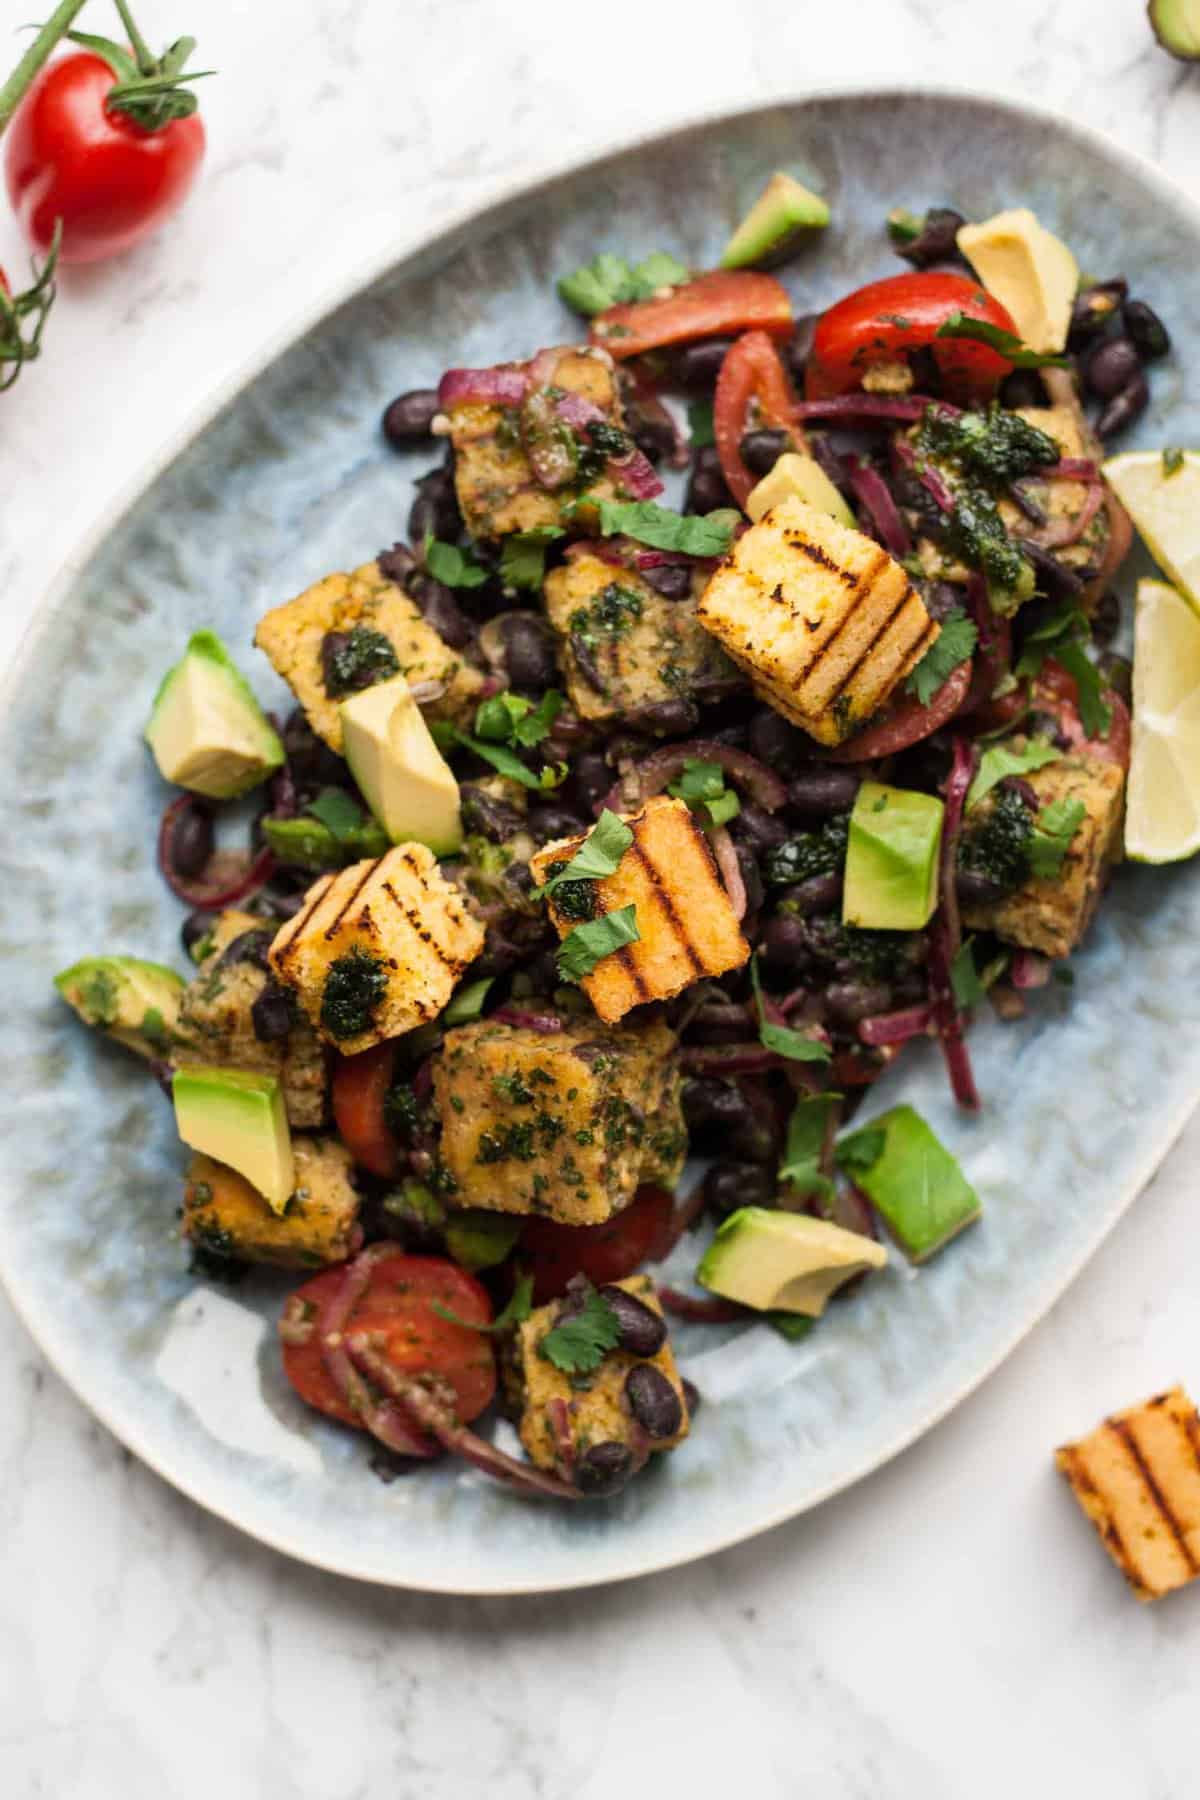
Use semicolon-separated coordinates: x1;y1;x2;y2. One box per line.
962;753;1125;959
696;495;937;745
175;910;328;1129
431;1017;685;1224
268;846;484;1054
446;347;626;539
506;1275;689;1482
254;560;482;752
183;1139;361;1270
1056;1387;1200;1601
542;553;736;726
529;795;749;1024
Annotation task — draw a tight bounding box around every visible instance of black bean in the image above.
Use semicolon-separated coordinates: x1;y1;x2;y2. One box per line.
922;580;966;626
689;1079;752;1132
676;336;734;389
685;445;733;514
623;696;700;737
642;562;693;601
381;389;439;446
460;784;525;843
623;395;677;464
787;767;862;817
1084;336;1141;402
739;427;791;476
894;206;967;270
406;571;473;649
778;872;843;917
180;910;215;957
251;985;294;1043
149;1058;175;1099
736;843;764;916
597;1285;667;1357
825;981;893;1025
1097;651;1133;703
376;541;416;585
782;313;818;384
1122;298;1170;360
758;913;812;969
569;750;612;817
681;1379;701;1416
955;868;1007;905
1096;371;1150;441
526;802;587;844
218;928;274;971
1019;539;1084;599
1091;590;1121;647
282;708;345;786
703;1161;774;1218
575;1441;635;1497
1067;280;1127;349
501;613;558;691
999;370;1047;410
748;706;809;775
408;461;461;547
731;801;790;854
624;1364;683;1440
169;804;213;879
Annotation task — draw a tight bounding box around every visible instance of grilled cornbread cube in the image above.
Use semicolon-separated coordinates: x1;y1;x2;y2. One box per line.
254;560;482;752
962;753;1125;959
529;795;749;1024
1056;1387;1200;1601
696;496;937;745
543;552;736;727
431;1016;685;1223
996;406;1111;597
446;347;626;539
269;846;484;1054
183;1138;360;1270
175;910;328;1128
506;1275;689;1484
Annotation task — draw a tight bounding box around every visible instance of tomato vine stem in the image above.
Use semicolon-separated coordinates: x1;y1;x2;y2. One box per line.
0;0;89;137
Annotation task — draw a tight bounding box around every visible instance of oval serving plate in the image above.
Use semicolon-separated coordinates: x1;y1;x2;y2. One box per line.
3;87;1200;1595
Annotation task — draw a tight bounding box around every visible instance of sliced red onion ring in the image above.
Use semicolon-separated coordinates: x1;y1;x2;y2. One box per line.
490;1006;564;1033
1045;457;1099;480
960;572;1012;717
680;1043;782;1075
1023;478;1105;551
845;455;911;556
603;738;788;815
317;1246;439;1460
794;393;948;424
891;434;956;513
157;795;277;910
710;825;747;920
857;1004;934;1047
564;537;630;568
437;365;528;410
554;390;663;500
1009;950;1053;989
657;1287;748;1324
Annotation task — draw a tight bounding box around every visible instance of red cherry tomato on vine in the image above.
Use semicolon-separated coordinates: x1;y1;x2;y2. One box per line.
806;271;1016;403
5;52;205;265
520;1185;675;1304
713;329;798;509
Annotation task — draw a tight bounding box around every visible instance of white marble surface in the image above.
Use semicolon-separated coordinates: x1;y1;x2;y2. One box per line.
3;1;1200;1793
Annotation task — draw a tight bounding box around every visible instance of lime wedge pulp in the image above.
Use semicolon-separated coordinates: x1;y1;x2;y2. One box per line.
1102;449;1200;610
1125;578;1200;864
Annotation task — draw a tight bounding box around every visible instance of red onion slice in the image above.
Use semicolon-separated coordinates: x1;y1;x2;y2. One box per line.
316;1247;439;1460
857;1004;934;1047
1009;950;1053;989
1046;457;1098;480
680;1043;782;1075
603;738;788;815
437;366;528;410
710;825;747;920
554;391;663;501
891;434;956;513
794;393;948;424
657;1287;748;1324
845;455;911;556
157;795;277;910
1023;478;1105;551
489;1006;564;1033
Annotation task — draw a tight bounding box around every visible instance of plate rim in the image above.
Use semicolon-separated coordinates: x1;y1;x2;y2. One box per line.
3;79;1198;1595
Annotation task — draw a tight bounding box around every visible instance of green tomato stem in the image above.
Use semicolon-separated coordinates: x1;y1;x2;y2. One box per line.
111;0;155;73
0;0;90;137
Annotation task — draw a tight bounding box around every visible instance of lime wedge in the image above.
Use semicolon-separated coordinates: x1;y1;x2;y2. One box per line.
1125;578;1200;864
1102;450;1200;608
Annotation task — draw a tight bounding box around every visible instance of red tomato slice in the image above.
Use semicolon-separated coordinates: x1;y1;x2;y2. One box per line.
331;1042;401;1179
281;1254;497;1428
714;329;797;509
828;659;973;762
521;1185;675;1304
806;272;1016;402
1035;660;1131;767
590;270;793;361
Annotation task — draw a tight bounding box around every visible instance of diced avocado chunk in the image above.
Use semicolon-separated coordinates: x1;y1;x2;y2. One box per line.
698;1206;887;1317
720;171;830;270
145;630;284;799
836;1104;980;1262
956;208;1078;356
746;451;856;528
1150;0;1200;58
843;780;943;931
173;1065;294;1213
55;955;190;1060
339;674;463;856
261;812;389;870
444;1209;523;1271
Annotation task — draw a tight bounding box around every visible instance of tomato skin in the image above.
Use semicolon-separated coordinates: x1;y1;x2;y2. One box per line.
282;1253;497;1428
520;1185;675;1304
714;330;797;509
5;54;205;265
590;270;793;361
828;659;973;762
806;272;1016;402
1036;660;1131;767
331;1042;401;1179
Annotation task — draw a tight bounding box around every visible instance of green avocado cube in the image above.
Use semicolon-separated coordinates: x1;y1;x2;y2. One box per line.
720;171;830;271
836;1104;980;1262
173;1065;294;1213
697;1206;887;1318
444;1209;523;1271
145;630;284;800
843;780;944;931
339;675;463;856
55;955;190;1060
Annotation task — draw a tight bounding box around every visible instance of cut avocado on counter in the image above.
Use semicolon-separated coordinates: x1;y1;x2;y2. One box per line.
843;780;943;931
746;451;856;529
956;208;1078;355
145;631;284;800
55;955;191;1059
836;1104;979;1262
173;1066;294;1214
721;171;830;270
697;1206;887;1318
340;675;463;855
261;812;389;871
444;1210;524;1271
1150;0;1200;59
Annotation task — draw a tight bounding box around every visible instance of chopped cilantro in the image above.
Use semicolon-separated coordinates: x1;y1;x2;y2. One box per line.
1015;605;1111;738
950;939;986;1009
596;498;733;556
834;1123;886;1178
305;787;367;843
432;720;567;791
556;903;640;983
474;688;564;750
778;1093;837;1203
934;311;1069;369
537;809;632;900
1028;796;1085;878
424;534;489;589
688;399;715;448
766;1311;816;1342
538;1281;622;1374
499;527;564;591
751;955;831;1064
556;250;689;316
668;758;742;828
966;739;1060;810
433;1272;535;1334
905;607;978;705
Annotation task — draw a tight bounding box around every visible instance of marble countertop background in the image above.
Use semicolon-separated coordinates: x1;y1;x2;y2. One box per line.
4;2;1200;1794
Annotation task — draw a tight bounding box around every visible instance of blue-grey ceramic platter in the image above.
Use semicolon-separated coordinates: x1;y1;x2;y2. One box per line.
4;87;1200;1595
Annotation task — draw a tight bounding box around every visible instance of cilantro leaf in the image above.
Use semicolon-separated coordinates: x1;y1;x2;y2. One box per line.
596;498;734;557
537;809;632;900
766;1311;816;1342
966;739;1061;810
1052;640;1112;739
306;787;367;842
934;310;1069;369
833;1123;886;1178
1028;796;1085;878
433;1270;534;1334
556;904;640;983
499;527;564;592
474;688;564;750
751;956;831;1064
557;251;689;316
538;1281;622;1373
688;399;715;448
424;535;489;589
779;1093;837;1203
668;758;742;828
904;607;978;705
442;976;494;1026
432;722;567;792
950;939;986;1009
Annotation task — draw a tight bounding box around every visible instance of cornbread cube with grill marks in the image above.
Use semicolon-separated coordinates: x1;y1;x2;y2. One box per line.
183;1138;361;1270
175;910;328;1128
529;795;749;1024
446;348;627;540
1056;1386;1200;1601
962;753;1125;959
254;560;482;752
504;1275;690;1482
696;495;937;745
542;552;737;726
432;1016;685;1224
269;846;484;1055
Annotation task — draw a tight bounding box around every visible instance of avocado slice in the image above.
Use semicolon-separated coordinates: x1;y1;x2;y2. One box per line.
261;812;389;871
697;1206;887;1317
339;675;463;856
843;780;944;931
746;451;856;528
835;1105;979;1262
956;208;1079;356
1150;0;1200;58
173;1066;294;1213
145;630;284;800
720;172;830;271
55;955;191;1060
444;1209;523;1271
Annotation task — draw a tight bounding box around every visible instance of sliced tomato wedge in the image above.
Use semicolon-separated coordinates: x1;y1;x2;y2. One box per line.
828;659;972;763
714;329;797;509
590;270;793;362
520;1185;675;1304
281;1253;497;1429
331;1041;401;1179
1035;659;1131;767
806;271;1016;402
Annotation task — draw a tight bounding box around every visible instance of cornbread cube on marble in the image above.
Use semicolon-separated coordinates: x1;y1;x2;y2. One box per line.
182;1138;361;1270
696;495;937;745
